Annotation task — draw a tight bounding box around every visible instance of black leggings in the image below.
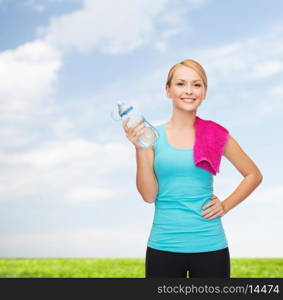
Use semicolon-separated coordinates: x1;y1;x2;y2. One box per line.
145;246;230;278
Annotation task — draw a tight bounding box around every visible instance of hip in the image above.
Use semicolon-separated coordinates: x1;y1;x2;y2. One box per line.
147;221;228;253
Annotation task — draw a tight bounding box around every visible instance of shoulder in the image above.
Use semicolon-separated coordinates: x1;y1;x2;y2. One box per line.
198;116;229;134
210;120;229;134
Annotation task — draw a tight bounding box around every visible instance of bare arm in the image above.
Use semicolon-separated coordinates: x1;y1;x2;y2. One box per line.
136;146;158;204
221;135;263;213
122;117;158;204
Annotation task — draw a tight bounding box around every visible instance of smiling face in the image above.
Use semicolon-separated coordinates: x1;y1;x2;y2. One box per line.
166;65;207;112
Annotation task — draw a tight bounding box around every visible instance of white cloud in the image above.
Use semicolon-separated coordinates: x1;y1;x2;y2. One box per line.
0;139;132;170
247;59;283;79
198;23;283;86
0;227;148;258
63;186;118;205
36;0;208;55
257;79;283;117
0;128;34;148
0;217;282;258
0;40;62;120
0;138;134;202
154;41;168;52
50;117;75;138
38;0;169;54
248;184;283;205
227;225;283;258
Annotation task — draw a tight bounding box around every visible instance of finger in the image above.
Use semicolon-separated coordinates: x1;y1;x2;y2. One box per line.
135;122;146;132
203;206;224;218
201;207;215;216
128;118;144;132
203;208;219;218
130;127;144;140
202;203;222;216
201;203;219;215
207;215;218;220
202;202;210;209
122;117;130;131
201;209;211;217
207;211;223;220
136;127;146;137
202;200;215;209
132;123;146;137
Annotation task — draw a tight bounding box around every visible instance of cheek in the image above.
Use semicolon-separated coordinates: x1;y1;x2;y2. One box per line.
176;86;185;93
171;88;181;96
197;89;205;97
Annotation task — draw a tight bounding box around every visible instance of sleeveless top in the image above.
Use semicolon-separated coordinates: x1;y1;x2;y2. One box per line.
147;124;228;253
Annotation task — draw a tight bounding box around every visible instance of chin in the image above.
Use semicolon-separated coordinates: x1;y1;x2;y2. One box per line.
176;103;199;111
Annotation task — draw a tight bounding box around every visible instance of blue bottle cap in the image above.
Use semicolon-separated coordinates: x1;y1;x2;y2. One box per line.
117;102;134;118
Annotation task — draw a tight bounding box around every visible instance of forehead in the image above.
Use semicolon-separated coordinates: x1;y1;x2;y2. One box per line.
173;66;201;81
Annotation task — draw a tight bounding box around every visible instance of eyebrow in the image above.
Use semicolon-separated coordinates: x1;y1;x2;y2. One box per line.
175;79;201;82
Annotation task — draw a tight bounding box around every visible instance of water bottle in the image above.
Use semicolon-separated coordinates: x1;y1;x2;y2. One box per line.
111;101;159;148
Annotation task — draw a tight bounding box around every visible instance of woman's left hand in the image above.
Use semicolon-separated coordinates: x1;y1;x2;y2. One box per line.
201;195;227;220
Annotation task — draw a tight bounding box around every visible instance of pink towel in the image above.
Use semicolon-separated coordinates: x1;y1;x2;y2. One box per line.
194;116;230;175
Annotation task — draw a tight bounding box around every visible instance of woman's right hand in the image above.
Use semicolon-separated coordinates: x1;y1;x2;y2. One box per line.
122;117;147;149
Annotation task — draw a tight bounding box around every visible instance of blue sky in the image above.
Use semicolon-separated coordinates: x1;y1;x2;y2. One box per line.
0;0;282;258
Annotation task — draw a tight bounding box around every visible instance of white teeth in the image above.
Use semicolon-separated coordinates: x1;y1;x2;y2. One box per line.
182;98;195;103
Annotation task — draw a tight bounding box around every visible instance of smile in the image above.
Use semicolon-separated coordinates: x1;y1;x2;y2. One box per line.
181;98;196;103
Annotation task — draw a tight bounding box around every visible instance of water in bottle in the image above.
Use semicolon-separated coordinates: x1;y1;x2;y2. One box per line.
111;101;159;148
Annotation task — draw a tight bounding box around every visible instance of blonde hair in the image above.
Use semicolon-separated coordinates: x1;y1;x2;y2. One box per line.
166;59;208;91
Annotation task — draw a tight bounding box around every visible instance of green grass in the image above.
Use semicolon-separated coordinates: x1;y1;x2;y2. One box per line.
0;258;282;278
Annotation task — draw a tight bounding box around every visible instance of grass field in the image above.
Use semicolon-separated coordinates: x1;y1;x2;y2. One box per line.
0;258;282;278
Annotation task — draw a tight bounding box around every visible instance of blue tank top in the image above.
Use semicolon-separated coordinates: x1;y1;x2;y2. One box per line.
147;124;228;253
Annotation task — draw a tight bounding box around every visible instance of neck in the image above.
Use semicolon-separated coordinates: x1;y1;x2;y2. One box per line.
167;109;197;130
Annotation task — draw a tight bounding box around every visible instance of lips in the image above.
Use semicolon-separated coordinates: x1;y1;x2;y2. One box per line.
181;98;196;103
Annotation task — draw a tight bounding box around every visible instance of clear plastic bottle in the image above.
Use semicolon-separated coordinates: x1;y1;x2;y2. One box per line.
111;101;159;148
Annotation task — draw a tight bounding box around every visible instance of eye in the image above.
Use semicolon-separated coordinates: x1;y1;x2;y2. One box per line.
177;83;202;87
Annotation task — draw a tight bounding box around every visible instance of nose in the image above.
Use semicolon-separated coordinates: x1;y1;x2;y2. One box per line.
185;85;193;94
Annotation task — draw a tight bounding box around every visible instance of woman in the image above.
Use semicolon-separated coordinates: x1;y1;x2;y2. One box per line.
122;59;263;278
